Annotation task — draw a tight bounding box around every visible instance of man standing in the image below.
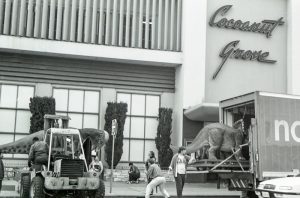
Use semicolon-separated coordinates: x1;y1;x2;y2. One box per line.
0;153;4;193
169;146;194;198
28;137;49;168
145;158;170;198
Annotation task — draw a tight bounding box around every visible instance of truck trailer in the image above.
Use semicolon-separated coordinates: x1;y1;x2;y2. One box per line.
193;91;300;197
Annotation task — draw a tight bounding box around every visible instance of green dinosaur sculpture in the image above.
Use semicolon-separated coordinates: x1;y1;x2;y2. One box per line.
185;120;246;160
0;128;109;154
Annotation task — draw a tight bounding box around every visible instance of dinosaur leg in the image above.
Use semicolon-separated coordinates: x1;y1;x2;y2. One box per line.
208;129;223;160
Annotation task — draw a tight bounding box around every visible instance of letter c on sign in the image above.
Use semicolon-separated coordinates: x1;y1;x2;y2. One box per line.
291;121;300;143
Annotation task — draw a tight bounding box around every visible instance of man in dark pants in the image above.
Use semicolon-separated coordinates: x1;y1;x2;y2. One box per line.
128;162;140;184
169;146;195;198
0;153;4;193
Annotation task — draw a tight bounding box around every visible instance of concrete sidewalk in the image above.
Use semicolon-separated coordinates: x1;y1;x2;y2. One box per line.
105;181;241;197
0;179;241;198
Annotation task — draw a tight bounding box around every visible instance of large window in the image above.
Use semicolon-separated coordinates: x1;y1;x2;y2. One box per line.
0;84;35;158
117;92;160;163
53;88;101;129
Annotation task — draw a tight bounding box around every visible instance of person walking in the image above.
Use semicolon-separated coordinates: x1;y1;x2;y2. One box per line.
168;146;195;198
145;151;156;194
0;153;4;193
145;158;170;198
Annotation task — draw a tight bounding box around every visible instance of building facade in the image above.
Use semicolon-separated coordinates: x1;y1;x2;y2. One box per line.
0;0;299;167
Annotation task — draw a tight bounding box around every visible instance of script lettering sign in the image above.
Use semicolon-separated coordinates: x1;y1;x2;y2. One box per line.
209;5;284;38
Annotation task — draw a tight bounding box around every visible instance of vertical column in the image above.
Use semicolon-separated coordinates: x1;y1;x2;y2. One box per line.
144;0;150;48
41;0;49;38
112;0;118;45
34;0;42;38
151;0;157;49
56;0;63;40
26;0;34;36
84;0;91;42
125;0;131;47
118;0;125;46
131;0;137;47
138;0;144;48
3;0;12;35
105;0;111;44
169;0;175;50
48;0;56;39
163;0;169;50
91;0;98;43
157;0;162;49
176;0;182;51
18;0;26;36
98;0;105;44
62;0;70;41
70;0;77;41
0;0;4;33
77;0;85;42
10;0;19;35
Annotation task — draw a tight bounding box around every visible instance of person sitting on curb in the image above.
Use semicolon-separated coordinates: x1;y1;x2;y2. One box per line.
89;151;103;174
145;158;170;198
127;162;140;184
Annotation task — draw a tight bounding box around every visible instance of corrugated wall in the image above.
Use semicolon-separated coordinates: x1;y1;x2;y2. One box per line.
0;0;182;51
0;52;175;92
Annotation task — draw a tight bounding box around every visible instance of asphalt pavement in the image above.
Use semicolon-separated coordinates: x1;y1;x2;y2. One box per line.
0;179;241;198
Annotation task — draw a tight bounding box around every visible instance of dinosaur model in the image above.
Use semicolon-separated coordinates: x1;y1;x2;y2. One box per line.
0;128;109;154
184;120;246;160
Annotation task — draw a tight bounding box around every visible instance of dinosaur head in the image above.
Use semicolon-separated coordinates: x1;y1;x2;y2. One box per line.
233;119;245;132
79;128;109;150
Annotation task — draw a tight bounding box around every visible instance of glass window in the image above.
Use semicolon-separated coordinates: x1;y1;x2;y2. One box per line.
0;85;17;108
131;94;145;115
130;117;145;138
68;113;83;129
53;88;101;130
53;89;68;111
0;84;35;160
0;110;16;132
15;110;31;133
117;92;160;163
123;117;130;138
84;91;99;113
129;140;144;162
145;118;158;139
146;95;160;116
83;114;98;128
69;90;84;112
17;86;34;109
121;139;129;161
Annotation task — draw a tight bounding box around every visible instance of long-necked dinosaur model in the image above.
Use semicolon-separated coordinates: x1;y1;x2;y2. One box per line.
0;128;109;154
183;120;246;160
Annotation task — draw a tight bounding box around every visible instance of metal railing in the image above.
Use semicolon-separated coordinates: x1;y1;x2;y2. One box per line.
0;0;182;51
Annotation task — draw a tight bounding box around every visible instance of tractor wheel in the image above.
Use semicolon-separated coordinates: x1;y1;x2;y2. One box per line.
20;175;30;198
93;179;105;198
30;176;45;198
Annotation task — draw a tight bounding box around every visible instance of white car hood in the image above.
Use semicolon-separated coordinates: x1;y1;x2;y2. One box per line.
261;177;300;185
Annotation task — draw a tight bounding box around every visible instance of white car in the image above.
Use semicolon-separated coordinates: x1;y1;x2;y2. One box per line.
255;175;300;198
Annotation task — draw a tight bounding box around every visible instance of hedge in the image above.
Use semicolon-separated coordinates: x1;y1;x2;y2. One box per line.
155;108;173;168
29;97;55;134
104;102;127;168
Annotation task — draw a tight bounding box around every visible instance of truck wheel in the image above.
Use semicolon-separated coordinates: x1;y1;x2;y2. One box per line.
94;179;105;198
247;191;258;198
20;175;30;198
30;176;45;198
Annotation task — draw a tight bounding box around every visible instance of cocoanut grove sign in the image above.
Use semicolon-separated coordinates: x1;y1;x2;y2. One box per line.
210;5;284;79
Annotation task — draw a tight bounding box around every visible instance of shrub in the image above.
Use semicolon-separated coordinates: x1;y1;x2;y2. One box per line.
104;102;127;168
155;108;173;168
29;97;55;134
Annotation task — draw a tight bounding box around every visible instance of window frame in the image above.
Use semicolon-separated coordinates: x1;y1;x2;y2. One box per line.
117;91;161;163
